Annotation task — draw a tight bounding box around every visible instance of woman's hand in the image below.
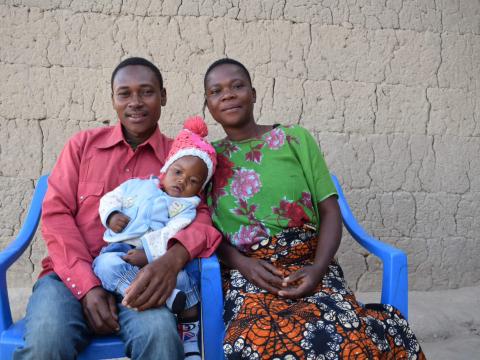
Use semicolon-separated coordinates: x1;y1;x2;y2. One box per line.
236;256;284;295
276;195;342;299
278;265;325;299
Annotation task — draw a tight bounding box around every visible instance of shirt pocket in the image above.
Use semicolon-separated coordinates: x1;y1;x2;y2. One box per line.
76;181;104;226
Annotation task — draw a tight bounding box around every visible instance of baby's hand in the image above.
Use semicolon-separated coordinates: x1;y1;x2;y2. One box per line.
107;212;130;233
123;249;148;268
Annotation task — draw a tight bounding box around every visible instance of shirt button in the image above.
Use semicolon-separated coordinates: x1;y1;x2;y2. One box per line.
80;196;84;200
77;291;82;295
125;168;130;172
71;284;76;288
66;277;71;282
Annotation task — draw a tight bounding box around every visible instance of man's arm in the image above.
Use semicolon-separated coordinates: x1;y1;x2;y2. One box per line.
42;133;119;334
42;135;101;298
171;198;222;259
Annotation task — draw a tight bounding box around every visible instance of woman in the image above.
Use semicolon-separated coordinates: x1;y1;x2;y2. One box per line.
205;58;425;360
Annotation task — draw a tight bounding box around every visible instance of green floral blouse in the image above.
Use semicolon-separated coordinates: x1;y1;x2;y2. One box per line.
210;125;337;251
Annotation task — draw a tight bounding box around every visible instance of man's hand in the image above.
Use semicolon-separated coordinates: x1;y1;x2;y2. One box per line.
277;265;324;299
237;257;284;295
123;248;148;267
107;212;130;233
122;242;189;311
80;286;119;334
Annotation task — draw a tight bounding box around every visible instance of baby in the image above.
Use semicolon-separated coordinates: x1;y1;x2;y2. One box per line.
93;116;217;317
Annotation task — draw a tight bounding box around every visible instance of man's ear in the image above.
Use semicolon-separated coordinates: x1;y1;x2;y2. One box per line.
160;88;167;106
252;87;257;103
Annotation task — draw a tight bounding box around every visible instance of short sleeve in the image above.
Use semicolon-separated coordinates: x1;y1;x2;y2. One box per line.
288;126;337;204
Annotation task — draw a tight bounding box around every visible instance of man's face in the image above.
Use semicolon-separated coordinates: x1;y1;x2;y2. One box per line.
162;156;208;198
112;65;166;143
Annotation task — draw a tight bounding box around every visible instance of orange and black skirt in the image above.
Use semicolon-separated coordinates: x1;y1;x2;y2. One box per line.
222;227;426;360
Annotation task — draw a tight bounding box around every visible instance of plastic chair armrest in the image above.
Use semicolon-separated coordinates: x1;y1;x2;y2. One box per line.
331;174;408;318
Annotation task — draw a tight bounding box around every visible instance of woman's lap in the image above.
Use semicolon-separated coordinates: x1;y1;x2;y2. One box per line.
222;227;424;360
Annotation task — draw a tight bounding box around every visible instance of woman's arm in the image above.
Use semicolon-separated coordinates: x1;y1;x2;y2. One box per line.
312;195;342;275
217;241;284;295
279;195;342;298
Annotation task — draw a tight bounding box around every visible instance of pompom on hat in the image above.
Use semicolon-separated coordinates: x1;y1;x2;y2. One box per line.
161;116;217;189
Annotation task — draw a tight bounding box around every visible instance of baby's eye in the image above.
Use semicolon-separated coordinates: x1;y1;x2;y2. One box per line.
175;169;181;175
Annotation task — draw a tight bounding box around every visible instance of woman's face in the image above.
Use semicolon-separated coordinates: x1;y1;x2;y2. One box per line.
204;63;256;130
112;65;167;142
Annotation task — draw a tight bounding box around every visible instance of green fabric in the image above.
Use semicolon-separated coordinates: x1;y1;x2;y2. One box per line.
209;125;337;250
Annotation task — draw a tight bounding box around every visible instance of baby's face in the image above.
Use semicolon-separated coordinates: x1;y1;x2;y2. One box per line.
162;155;208;197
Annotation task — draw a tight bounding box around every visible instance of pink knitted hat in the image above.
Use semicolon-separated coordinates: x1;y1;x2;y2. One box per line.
160;116;217;189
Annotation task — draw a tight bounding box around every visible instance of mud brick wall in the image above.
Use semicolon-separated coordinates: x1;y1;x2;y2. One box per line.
1;0;479;299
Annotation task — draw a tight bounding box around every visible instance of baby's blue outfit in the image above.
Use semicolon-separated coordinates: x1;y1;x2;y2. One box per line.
93;177;200;309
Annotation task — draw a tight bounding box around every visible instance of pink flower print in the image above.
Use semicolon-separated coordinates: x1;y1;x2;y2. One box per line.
300;192;313;210
231;168;261;200
231;224;269;249
272;199;310;227
221;141;240;157
265;128;285;149
211;154;235;203
286;134;299;145
245;143;264;163
231;199;258;221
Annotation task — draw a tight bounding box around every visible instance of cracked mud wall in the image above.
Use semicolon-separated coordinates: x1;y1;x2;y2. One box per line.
1;0;479;298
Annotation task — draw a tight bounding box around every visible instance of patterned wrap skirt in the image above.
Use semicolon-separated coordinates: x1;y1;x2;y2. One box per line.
222;226;426;360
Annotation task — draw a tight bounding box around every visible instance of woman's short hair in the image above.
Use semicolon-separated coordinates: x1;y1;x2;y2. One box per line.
203;58;252;89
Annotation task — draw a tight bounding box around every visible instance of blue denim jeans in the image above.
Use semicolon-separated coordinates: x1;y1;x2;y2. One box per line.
92;243;200;308
13;273;183;360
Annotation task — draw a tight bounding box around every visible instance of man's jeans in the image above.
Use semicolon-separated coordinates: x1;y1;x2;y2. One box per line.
13;273;183;360
92;242;200;308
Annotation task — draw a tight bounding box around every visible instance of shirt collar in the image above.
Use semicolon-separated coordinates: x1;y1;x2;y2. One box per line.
96;122;125;149
97;122;172;162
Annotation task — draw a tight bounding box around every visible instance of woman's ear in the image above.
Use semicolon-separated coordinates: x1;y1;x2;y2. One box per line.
252;87;257;103
202;98;207;118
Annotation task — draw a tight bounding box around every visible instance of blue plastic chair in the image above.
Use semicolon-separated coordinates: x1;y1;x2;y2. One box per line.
0;173;407;360
331;174;408;318
0;175;224;360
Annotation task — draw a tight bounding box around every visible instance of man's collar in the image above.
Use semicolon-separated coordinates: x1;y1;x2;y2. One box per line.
96;122;171;162
143;125;171;161
95;122;125;149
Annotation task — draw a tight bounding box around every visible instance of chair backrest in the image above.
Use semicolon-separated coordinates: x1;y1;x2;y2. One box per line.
0;175;48;332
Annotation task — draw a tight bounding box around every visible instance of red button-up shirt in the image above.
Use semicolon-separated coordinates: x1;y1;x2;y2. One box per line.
40;123;222;299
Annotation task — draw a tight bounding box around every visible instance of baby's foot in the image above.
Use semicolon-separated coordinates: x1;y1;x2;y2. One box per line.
166;289;187;314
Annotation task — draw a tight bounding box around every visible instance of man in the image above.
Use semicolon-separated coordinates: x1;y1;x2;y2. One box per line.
14;57;221;360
